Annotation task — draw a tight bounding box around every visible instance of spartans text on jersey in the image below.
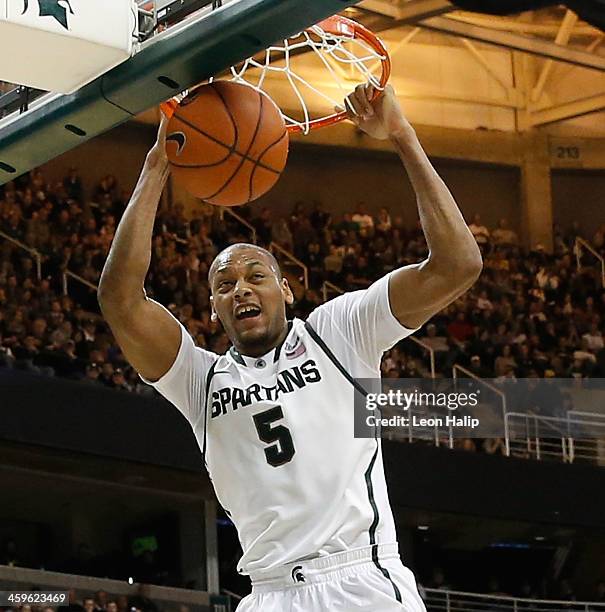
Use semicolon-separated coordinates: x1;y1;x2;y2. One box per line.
211;360;322;418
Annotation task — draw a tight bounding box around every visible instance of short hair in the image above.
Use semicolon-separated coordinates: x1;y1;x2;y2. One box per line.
208;243;282;284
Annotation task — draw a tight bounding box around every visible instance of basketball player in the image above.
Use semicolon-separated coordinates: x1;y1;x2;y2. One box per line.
98;84;482;611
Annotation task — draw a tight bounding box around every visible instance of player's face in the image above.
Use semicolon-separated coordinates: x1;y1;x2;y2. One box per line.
210;248;293;355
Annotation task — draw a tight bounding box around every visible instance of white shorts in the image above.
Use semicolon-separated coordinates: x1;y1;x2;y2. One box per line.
236;544;427;612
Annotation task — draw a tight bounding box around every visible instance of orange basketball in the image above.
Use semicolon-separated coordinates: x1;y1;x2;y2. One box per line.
165;81;289;207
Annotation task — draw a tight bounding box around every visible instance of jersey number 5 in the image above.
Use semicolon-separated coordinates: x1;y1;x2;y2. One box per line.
253;406;295;467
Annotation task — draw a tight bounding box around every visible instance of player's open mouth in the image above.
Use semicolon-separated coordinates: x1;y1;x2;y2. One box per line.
235;305;262;320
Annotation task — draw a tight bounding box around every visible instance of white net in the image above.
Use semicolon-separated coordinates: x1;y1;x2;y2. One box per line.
219;19;389;134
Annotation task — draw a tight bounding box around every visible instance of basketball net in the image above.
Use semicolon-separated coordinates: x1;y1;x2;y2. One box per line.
161;15;390;135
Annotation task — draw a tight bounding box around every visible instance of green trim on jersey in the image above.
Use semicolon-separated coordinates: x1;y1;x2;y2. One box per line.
304;321;403;604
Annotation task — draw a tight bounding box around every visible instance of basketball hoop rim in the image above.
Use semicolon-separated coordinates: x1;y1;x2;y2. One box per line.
288;15;392;133
160;14;391;133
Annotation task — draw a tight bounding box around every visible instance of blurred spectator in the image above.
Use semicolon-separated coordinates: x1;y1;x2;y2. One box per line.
58;589;85;612
492;218;519;246
375;207;392;234
323;245;343;280
447;312;474;345
94;591;108;611
271;218;293;252
63;167;83;202
351;204;374;233
116;595;129;612
494;345;517;377
469;214;490;245
310;201;330;233
583;322;604;352
468;355;490;378
82;598;95;612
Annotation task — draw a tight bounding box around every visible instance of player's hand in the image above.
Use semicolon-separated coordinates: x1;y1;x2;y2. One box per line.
344;84;414;141
145;111;171;173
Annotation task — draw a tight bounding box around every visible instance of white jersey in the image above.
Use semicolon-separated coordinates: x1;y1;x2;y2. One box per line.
145;272;416;582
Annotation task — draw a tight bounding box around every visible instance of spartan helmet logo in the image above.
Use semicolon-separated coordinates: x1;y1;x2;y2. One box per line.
291;566;306;583
22;0;75;30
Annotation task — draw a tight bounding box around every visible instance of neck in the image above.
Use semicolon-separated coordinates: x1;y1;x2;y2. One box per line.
234;320;290;358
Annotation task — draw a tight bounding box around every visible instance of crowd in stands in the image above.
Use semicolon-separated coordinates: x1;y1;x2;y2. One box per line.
1;171;604;381
1;168;604;394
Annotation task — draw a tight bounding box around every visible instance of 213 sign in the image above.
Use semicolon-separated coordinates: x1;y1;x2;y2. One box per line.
555;146;581;161
22;0;75;30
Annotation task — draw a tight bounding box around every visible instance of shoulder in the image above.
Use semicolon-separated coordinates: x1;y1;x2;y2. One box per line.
146;324;220;389
306;289;363;321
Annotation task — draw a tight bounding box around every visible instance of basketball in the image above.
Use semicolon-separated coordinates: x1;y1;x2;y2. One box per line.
164;81;289;207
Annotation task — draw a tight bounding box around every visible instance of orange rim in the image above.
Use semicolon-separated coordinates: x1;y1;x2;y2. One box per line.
159;97;178;119
287;15;391;133
159;14;391;132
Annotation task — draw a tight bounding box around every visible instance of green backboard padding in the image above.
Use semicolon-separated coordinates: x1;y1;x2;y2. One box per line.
0;0;356;184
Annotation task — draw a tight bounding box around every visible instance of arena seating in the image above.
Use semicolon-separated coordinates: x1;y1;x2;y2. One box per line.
1;169;604;392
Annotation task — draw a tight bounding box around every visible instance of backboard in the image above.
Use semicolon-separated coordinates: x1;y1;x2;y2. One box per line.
0;0;358;184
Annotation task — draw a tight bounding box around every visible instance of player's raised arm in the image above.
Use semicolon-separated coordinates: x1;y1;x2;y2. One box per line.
345;84;483;330
97;114;181;381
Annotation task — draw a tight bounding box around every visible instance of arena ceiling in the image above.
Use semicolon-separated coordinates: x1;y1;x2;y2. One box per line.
135;0;605;136
344;0;605;133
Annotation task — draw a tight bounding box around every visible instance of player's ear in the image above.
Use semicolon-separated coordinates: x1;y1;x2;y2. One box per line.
210;296;218;322
281;278;294;305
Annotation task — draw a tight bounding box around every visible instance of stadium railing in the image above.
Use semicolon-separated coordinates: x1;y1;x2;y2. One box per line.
452;364;507;419
221;589;242;605
574;236;605;288
505;411;574;463
221;208;257;244
422;587;605;611
567;411;605;464
62;269;99;295
383;403;454;448
505;411;605;466
409;336;437;379
0;227;98;294
269;241;308;290
320;280;343;302
0;229;43;280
